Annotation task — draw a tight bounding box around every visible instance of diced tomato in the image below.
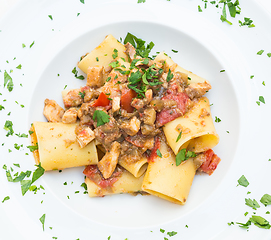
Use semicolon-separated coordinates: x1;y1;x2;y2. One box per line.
120;89;137;113
148;137;160;162
156;92;189;127
83;165;122;189
199;149;221;175
91;92;111;108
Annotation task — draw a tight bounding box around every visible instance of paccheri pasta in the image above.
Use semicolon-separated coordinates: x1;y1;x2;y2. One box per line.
30;33;221;204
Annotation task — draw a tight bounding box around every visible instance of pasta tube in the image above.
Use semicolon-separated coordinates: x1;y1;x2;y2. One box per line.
31;122;98;171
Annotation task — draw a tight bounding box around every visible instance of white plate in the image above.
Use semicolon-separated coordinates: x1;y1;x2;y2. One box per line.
1;0;271;239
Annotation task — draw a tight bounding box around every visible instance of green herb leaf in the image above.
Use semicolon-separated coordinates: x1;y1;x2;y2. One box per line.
176;149;186;166
215;116;221;123
198;5;203;12
137;0;146;2
176;131;182;142
167;231;177;237
245;198;260;210
72;67;85;80
250;215;271;229
112;49;118;59
2;196;10;203
39;214;46;231
260;194;271;207
257;50;264;55
48;15;53;20
259;96;265;104
80;0;84;3
156;149;162;158
78;91;85;99
166;69;173;82
4;120;14;136
21;180;32;196
238;175;249;187
93;110;110;127
27;143;38;152
32;163;45;184
30;41;35;48
4;70;14;92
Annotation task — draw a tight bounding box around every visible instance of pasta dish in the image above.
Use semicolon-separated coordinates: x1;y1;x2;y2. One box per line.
30;33;220;205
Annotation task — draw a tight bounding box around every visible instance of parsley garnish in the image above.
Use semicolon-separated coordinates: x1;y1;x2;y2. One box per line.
156;149;162;158
72;67;85;80
239;17;255;28
112;49;118;59
93;110;110;127
176;131;182;142
137;0;146;3
124;32;154;58
30;41;35;48
215;116;221;123
245;198;260;210
39;214;46;231
48;15;53;20
267;53;271;58
198;5;202;12
0;105;5;110
237;175;249;187
257;50;264;55
78;91;85;99
166;69;173;82
4;70;14;92
27;143;38;152
80;0;84;3
2;196;10;203
260;194;271;207
4;120;14;136
167;231;177;237
176;149;196;166
16;64;22;69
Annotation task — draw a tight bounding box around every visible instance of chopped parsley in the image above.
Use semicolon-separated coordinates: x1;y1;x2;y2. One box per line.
267;53;271;58
257;50;264;55
250;75;254;79
4;120;14;136
72;67;85;80
245;198;260;210
93;110;110;127
30;41;35;48
167;231;177;237
80;0;84;3
39;214;46;231
137;0;146;3
260;194;271;207
48;15;53;20
124;32;154;58
198;5;203;12
171;49;178;53
166;69;173;82
156;149;162;158
112;49;118;59
160;229;165;233
176;149;196;166
27;143;38;152
4;70;14;92
256;96;265;105
237;175;249;187
239;17;255;28
2;196;10;203
78;91;85;99
215;116;221;123
16;64;22;69
176;131;182;142
0;105;4;110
